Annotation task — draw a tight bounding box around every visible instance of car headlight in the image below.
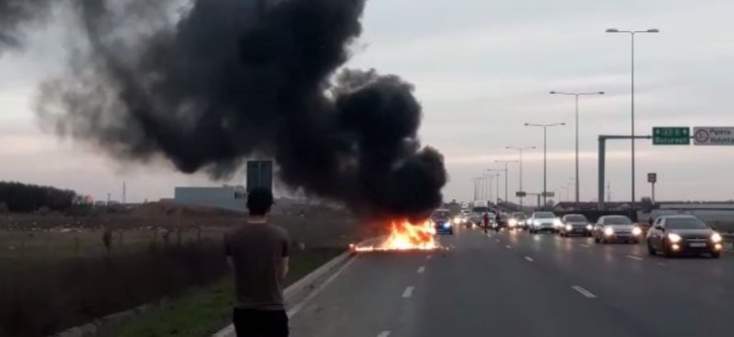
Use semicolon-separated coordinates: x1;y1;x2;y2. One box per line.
443;222;452;229
565;224;572;231
711;232;722;243
553;219;563;227
453;217;461;225
533;220;541;227
509;219;517;227
667;233;682;243
632;227;642;236
604;227;614;236
586;224;593;231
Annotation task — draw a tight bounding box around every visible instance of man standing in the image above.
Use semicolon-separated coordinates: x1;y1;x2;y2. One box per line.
225;188;290;337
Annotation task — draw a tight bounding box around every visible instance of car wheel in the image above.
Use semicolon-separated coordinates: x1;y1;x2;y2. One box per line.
594;237;600;243
711;251;721;259
662;244;673;258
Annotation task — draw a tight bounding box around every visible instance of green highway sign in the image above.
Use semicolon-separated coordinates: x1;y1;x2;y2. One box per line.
653;127;690;145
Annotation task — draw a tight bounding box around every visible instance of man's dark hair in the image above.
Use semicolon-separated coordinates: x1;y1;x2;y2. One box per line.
247;188;274;216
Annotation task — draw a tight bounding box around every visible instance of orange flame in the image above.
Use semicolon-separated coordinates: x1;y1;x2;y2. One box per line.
353;219;439;252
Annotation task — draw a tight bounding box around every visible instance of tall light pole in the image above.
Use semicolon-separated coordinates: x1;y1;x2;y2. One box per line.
487;170;501;206
472;177;482;201
495;160;519;205
549;91;604;206
506;146;536;207
606;27;659;210
525;122;566;208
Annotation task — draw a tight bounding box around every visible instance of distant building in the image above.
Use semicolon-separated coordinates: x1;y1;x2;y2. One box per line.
174;185;247;212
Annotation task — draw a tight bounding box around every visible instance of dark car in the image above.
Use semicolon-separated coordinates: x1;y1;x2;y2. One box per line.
432;209;454;235
646;215;723;258
559;214;592;237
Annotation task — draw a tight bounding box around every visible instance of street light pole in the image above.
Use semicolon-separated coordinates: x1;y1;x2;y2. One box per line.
486;170;501;206
525;123;566;209
506;146;536;207
549;91;604;206
495;160;519;205
606;27;659;211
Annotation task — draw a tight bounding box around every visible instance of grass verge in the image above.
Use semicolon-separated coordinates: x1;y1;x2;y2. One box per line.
108;248;343;337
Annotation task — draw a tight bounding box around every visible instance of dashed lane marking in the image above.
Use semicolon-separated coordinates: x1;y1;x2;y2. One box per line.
402;286;415;299
572;285;597;299
626;255;644;261
377;331;391;337
417;266;426;274
524;256;534;262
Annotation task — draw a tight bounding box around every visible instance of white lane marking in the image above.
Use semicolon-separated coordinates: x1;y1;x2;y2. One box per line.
402;286;415;298
524;256;534;262
377;331;391;337
417;266;426;274
505;245;512;249
580;244;591;248
626;255;643;261
287;257;358;318
572;285;597;299
426;255;433;260
657;262;666;267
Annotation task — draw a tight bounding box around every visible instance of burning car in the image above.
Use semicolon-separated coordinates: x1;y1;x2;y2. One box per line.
352;219;441;252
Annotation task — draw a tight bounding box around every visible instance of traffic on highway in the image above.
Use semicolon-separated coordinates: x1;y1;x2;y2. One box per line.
293;207;733;337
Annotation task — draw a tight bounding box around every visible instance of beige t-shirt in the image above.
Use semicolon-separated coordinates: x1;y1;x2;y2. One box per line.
225;222;290;310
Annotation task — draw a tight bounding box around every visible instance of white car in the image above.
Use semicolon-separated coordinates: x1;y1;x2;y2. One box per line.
528;211;560;234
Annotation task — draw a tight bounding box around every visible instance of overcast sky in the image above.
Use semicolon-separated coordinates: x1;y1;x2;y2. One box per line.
2;0;734;204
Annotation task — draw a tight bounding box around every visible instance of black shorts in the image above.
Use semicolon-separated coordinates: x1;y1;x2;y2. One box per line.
233;308;289;337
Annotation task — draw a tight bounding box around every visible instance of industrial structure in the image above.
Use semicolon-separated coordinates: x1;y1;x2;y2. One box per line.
174;185;247;212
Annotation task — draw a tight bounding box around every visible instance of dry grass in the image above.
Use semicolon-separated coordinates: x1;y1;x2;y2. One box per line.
0;202;368;337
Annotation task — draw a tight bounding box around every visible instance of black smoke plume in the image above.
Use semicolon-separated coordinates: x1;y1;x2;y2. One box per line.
29;0;447;218
0;0;52;52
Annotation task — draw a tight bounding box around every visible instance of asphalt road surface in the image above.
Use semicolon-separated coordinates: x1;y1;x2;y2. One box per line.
289;227;734;337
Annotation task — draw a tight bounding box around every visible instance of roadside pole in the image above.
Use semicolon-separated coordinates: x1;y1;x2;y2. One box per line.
648;173;657;204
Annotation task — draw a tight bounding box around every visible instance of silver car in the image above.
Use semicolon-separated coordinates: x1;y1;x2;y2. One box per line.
593;215;643;244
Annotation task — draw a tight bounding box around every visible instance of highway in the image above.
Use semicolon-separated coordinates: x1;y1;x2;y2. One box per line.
289;227;734;337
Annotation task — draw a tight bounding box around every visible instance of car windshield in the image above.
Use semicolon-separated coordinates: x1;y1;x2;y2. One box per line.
513;213;527;219
535;212;555;219
433;211;450;218
472;207;489;213
666;218;708;230
565;215;588;222
604;217;632;225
